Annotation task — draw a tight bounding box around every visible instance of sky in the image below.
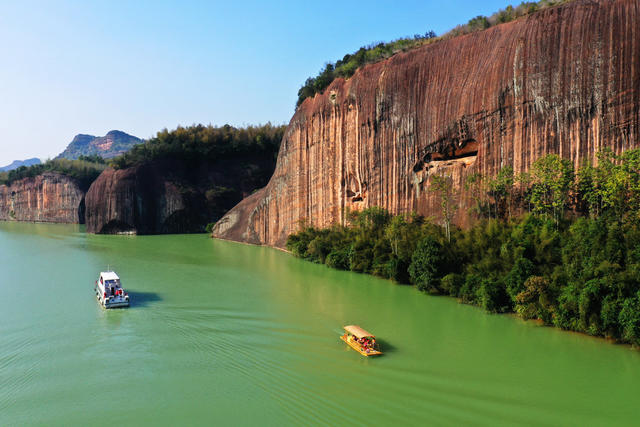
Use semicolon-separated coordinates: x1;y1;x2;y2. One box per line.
0;0;511;166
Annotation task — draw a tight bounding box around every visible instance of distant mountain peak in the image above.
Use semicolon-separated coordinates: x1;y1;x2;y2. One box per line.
69;134;96;147
56;130;142;160
72;133;95;140
105;130;126;136
0;158;41;172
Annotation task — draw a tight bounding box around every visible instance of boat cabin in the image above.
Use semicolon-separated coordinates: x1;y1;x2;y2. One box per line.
100;272;123;296
340;325;383;356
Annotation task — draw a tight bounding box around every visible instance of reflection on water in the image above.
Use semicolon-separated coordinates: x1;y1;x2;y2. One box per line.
1;221;640;426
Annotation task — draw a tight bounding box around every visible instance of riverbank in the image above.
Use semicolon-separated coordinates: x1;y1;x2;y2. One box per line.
218;228;636;350
287;208;640;349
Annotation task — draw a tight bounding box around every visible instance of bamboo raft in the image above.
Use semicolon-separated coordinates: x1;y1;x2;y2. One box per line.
340;325;383;357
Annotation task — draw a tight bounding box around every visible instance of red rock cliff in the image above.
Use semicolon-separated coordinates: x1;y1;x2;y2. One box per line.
213;0;640;248
0;173;85;223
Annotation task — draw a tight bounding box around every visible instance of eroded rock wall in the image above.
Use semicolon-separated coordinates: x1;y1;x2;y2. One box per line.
213;0;640;248
85;156;276;234
0;173;85;223
85;164;188;234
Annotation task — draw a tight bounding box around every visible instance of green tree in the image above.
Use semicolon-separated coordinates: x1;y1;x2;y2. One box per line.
385;215;406;257
488;166;515;220
528;154;574;225
464;172;487;218
516;171;533;213
430;173;458;242
601;294;622;339
505;257;535;300
578;279;604;336
619;292;640;345
467;15;490;31
478;278;511;313
326;249;350;270
576;160;601;217
515;276;554;324
383;214;424;283
460;274;482;305
596;149;627;221
409;236;443;293
616;149;640;222
384;214;423;260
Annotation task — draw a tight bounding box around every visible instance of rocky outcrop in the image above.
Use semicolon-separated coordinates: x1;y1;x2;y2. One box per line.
85;163;192;234
0;173;85;223
56;130;142;160
213;0;640;248
85;156;276;234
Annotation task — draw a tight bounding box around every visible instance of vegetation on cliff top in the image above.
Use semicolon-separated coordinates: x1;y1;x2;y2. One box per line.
287;149;640;347
296;32;437;107
109;123;285;170
103;123;287;231
296;0;574;107
0;158;107;191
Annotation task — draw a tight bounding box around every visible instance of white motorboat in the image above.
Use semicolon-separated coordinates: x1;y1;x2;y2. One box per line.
95;271;130;308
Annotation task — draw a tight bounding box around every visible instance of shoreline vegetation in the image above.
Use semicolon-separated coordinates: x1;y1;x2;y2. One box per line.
287;150;640;348
296;0;574;107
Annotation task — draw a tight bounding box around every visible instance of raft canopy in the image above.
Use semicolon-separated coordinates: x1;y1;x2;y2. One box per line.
344;325;375;339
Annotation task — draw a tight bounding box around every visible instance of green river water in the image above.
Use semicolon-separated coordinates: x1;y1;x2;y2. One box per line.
1;222;639;426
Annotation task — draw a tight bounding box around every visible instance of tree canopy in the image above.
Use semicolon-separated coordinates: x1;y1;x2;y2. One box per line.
0;158;107;191
109;123;285;170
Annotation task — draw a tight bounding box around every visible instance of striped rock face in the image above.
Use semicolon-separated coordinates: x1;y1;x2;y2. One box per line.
0;173;85;223
213;0;640;248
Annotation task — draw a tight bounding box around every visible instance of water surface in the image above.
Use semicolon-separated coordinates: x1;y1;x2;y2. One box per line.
1;222;639;426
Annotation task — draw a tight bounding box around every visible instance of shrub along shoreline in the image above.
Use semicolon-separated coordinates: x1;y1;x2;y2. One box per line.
287;150;640;347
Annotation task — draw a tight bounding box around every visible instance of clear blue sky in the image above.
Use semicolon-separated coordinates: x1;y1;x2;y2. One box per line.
0;0;510;165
